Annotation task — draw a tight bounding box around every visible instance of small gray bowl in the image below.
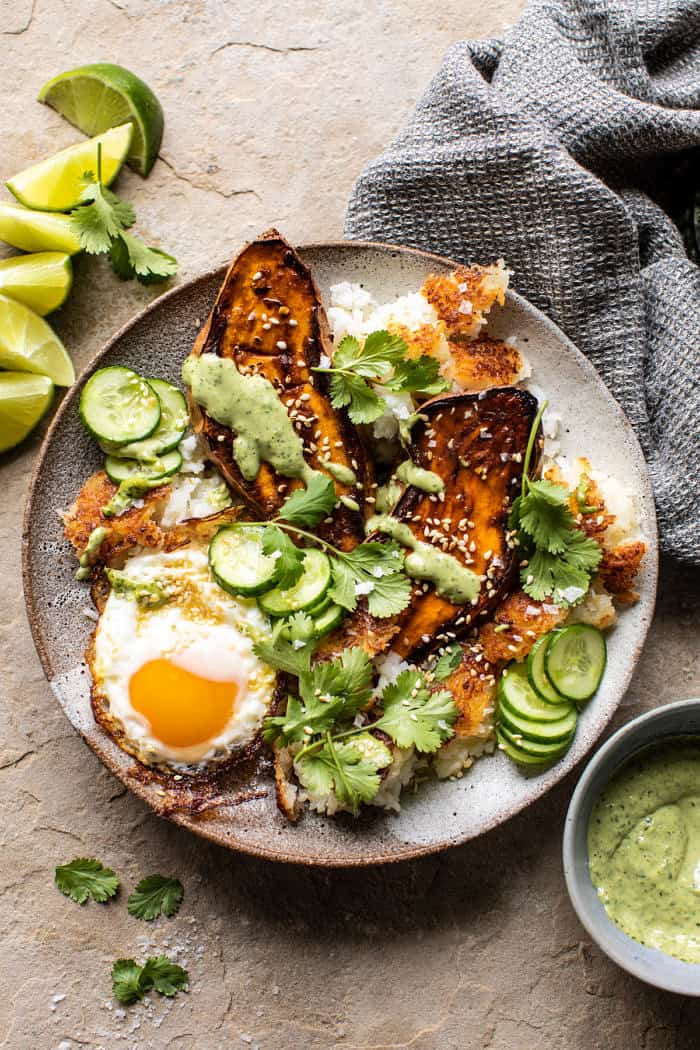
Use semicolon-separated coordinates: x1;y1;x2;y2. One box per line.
563;699;700;996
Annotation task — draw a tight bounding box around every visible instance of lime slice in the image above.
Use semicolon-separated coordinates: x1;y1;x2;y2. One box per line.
0;202;81;254
38;64;164;177
0;372;54;453
0;253;73;315
0;294;74;386
6;124;133;212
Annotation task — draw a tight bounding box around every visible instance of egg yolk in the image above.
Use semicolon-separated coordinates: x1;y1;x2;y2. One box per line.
129;659;238;748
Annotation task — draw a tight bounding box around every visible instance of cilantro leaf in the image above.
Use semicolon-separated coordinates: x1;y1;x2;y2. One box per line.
522;527;602;604
377;670;458;752
329;542;410;618
332;330;407;377
111;956;188;1005
254;633;312;678
110;232;178;284
384;354;449;396
517;479;575;554
264;647;373;745
127;875;184;921
141;956;189;997
111;959;144;1005
71;178;135;254
285;611;315;643
432;643;462;680
262;526;304;589
295;737;383;814
55;858;119;904
329;371;385;424
278;473;337;527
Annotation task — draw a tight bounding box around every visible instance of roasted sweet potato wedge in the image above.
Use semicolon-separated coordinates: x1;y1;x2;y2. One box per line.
187;230;371;550
320;387;539;660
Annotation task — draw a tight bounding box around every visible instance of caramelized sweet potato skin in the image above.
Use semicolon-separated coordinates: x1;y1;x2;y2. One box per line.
188;230;371;551
321;388;539;661
387;388;538;657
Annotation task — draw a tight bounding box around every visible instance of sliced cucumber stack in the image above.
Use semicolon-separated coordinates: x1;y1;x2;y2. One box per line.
209;525;282;597
258;550;331;617
77;365;193;519
497;624;607;769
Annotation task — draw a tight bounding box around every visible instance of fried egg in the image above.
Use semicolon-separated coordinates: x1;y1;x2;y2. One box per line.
90;543;276;771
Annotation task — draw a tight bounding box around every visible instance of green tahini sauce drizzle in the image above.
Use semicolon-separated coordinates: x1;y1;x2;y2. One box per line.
395;459;444;494
366;514;480;604
588;739;700;964
324;460;356;486
182;354;318;485
75;526;107;580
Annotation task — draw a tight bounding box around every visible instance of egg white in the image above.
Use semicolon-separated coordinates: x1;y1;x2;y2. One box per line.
91;543;276;771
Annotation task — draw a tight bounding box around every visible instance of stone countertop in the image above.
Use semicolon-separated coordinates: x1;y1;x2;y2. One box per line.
1;2;699;1048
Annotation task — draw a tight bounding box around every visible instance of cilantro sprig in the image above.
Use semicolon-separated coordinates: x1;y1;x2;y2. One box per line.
510;401;602;605
240;518;412;620
112;956;189;1005
71;143;177;284
313;329;449;425
263;646;458;813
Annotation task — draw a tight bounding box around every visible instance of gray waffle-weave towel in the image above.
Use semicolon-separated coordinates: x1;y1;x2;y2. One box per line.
346;0;700;563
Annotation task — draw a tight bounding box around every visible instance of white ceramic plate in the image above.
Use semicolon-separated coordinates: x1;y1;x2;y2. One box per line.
23;241;658;865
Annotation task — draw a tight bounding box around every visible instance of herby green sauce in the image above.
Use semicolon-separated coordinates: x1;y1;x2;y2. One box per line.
182;354;318;486
395;459;444;494
588;739;700;964
366;514;480;604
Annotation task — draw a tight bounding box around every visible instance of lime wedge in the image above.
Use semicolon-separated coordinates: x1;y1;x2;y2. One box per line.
0;202;81;254
0;372;54;453
6;124;133;212
38;64;164;177
0;253;73;315
0;294;74;385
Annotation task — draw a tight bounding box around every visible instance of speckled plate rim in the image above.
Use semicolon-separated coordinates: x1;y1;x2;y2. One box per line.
22;239;658;867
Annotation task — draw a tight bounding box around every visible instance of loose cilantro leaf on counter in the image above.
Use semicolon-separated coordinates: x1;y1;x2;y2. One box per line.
262;525;304;589
432;643;462;681
127;874;184;921
279;473;337;527
376;670;458;752
112;955;188;1005
55;857;119;904
510;402;602;606
316;330;448;425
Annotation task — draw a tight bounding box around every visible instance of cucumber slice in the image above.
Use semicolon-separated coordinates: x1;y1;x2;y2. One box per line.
498;724;574;761
499;664;573;723
80;366;161;445
209;525;281;597
312;603;344;636
304;591;332;618
257;549;331;616
498;701;577;743
527;635;567;705
496;728;571;766
103;378;188;460
545;624;607;703
104;449;182;484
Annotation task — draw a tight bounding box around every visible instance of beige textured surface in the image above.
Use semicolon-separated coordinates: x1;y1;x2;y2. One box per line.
1;1;699;1047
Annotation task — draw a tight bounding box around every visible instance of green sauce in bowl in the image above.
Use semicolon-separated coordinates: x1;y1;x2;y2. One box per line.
588;739;700;964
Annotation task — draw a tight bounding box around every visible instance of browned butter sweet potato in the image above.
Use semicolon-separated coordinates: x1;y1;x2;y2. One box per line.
321;387;540;660
187;229;371;551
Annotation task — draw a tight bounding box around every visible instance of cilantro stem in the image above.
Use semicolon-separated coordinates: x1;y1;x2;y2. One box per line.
521;398;548;498
230;518;363;570
294;719;382;764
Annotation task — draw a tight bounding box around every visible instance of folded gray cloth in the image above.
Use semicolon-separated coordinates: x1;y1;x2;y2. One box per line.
346;0;700;563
